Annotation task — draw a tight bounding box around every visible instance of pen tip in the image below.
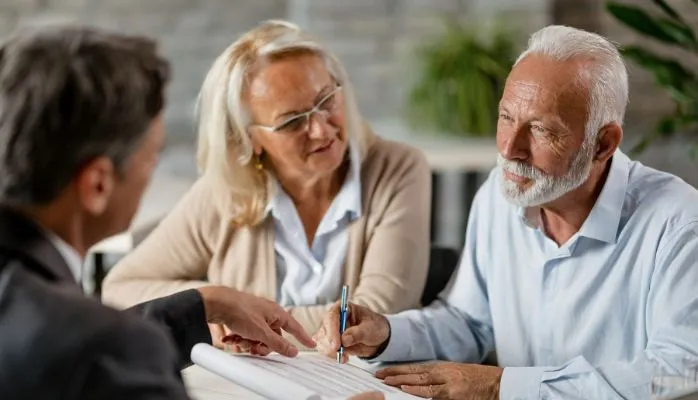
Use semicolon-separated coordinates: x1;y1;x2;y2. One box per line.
336;353;341;363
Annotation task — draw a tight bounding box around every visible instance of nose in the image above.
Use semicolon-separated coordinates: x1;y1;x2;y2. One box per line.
498;123;529;161
306;112;334;140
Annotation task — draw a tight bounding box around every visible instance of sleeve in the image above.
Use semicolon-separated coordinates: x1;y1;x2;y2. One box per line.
101;177;219;309
372;183;496;364
286;147;432;334
125;289;211;368
71;317;191;400
499;220;698;400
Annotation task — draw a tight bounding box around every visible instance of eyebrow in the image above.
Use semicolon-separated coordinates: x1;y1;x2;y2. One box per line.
498;105;570;131
273;83;334;122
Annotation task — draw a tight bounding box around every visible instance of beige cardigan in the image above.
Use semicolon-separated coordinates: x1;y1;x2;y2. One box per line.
102;134;431;336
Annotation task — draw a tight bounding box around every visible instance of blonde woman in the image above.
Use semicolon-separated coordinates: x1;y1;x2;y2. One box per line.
102;20;431;348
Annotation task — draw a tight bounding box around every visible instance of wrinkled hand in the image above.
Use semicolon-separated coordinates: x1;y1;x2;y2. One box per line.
313;302;390;363
376;362;503;400
198;286;315;357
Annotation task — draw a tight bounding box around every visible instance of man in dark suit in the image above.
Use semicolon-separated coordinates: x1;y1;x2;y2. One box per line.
0;23;315;399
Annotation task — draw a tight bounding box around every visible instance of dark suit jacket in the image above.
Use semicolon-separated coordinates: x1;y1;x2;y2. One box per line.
0;208;211;399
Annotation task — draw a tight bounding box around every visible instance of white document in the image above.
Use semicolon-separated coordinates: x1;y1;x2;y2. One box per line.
190;343;420;400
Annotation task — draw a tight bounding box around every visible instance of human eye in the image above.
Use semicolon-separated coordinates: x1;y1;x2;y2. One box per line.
498;112;513;122
318;91;337;111
274;115;306;133
530;124;547;136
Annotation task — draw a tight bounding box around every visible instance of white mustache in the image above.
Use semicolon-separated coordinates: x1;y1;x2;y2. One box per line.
496;154;545;180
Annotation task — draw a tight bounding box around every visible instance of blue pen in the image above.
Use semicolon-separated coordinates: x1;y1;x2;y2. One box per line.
337;284;349;363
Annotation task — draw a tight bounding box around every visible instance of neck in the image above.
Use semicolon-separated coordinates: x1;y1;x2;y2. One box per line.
540;160;612;246
16;204;87;258
277;161;349;205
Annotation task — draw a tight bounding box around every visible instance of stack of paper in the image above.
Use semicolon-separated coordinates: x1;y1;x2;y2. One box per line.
189;343;420;400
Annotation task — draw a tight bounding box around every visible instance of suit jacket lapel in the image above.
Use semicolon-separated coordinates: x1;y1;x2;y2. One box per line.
0;206;77;286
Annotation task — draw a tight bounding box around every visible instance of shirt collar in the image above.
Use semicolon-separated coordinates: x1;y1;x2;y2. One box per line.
577;149;630;244
266;141;363;222
518;149;630;244
43;230;83;283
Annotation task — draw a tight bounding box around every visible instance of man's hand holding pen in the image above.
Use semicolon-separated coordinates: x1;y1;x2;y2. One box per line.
313;301;391;363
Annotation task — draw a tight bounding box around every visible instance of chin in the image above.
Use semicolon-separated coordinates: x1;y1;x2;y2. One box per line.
312;141;345;166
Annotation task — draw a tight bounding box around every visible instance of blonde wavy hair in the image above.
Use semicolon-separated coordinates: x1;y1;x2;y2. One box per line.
195;20;370;227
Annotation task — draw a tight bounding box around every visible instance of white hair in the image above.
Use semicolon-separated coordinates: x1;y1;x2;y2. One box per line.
195;20;368;226
497;25;629;207
515;25;629;140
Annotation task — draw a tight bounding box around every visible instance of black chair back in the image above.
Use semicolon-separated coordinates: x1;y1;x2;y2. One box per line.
420;245;459;307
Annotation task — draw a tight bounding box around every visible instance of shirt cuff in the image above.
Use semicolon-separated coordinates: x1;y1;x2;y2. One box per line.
500;366;546;400
369;314;413;363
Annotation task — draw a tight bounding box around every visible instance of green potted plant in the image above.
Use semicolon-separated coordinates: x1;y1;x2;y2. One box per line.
405;20;516;138
606;0;698;154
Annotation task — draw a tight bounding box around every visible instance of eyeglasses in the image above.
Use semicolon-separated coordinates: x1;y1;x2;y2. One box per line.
250;84;343;135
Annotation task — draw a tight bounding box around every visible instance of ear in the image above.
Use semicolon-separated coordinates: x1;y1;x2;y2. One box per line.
248;131;264;156
594;122;623;163
74;157;116;216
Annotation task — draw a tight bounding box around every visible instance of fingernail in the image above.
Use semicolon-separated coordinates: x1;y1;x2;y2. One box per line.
288;346;299;357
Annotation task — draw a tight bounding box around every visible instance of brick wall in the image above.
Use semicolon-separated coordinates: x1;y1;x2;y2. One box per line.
0;0;288;144
2;0;696;185
303;0;548;120
0;0;547;142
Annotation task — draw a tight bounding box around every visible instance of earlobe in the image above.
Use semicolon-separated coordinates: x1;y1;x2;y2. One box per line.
251;138;263;156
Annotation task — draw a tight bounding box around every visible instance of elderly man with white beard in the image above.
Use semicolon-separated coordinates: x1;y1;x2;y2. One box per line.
312;25;698;400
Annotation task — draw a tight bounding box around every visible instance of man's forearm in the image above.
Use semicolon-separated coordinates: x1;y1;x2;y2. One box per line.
371;300;494;364
500;353;660;400
126;289;211;368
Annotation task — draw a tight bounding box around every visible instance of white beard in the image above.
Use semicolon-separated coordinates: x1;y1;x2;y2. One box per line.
497;138;595;207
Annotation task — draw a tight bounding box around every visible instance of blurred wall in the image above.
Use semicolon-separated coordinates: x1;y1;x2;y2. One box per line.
0;0;288;146
0;0;546;143
0;0;696;187
554;0;698;187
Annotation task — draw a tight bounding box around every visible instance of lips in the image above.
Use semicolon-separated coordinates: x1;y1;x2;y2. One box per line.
504;170;530;183
310;139;335;153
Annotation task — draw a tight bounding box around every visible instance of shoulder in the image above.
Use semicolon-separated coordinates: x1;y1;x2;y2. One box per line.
625;159;698;227
361;136;430;183
175;175;218;209
161;174;224;234
622;160;698;252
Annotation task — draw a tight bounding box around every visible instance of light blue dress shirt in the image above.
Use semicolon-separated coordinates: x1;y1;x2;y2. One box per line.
375;150;698;399
268;143;362;307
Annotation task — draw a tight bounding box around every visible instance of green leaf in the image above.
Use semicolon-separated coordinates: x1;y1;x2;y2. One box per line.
621;46;697;103
607;3;698;49
652;0;684;24
630;130;663;155
657;115;679;134
688;144;698;159
406;19;515;137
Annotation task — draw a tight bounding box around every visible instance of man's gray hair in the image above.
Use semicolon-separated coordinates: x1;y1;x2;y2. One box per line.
515;25;629;139
0;22;170;205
